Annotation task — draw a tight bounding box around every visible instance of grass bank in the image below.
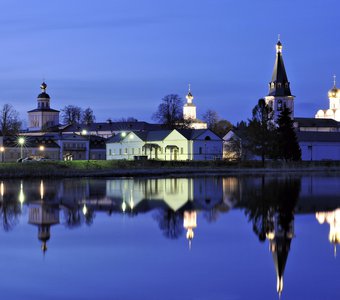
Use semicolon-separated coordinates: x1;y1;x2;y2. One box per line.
0;160;339;179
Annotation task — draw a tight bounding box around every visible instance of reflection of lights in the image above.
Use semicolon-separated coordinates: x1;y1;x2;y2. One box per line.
316;209;340;257
19;181;25;204
122;201;126;212
129;194;134;210
0;182;4;198
82;204;88;215
40;180;44;200
183;211;197;249
266;231;275;240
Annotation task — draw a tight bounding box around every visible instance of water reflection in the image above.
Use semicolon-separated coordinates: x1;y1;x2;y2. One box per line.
0;175;339;298
316;209;340;257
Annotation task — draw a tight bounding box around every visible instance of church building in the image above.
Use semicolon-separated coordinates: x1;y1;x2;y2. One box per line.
315;75;340;121
27;82;60;131
264;38;294;121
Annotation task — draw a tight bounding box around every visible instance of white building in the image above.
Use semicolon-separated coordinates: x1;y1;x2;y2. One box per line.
106;129;222;161
315;75;340;121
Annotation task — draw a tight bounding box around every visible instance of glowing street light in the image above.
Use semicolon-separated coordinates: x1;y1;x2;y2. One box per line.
18;137;25;158
81;129;90;160
0;146;4;162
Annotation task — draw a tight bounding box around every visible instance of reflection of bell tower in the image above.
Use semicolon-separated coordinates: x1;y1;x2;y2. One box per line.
183;210;197;249
266;214;294;297
316;209;340;257
28;181;59;254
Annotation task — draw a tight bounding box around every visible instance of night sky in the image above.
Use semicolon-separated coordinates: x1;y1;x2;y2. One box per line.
0;0;339;126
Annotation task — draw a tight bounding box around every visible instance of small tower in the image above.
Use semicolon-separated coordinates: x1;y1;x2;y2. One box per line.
315;75;340;121
264;37;295;121
182;84;207;129
27;82;60;131
183;84;197;120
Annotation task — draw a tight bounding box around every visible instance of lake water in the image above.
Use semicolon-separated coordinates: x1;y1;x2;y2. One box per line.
0;175;339;300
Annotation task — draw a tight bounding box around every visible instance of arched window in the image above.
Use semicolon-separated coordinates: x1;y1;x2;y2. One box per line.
277;100;283;111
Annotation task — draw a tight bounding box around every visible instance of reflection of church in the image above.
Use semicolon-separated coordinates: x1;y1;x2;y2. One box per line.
28;181;60;253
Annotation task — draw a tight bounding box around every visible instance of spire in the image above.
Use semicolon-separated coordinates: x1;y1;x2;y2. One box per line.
186;83;194;104
268;37;292;97
333;74;337;88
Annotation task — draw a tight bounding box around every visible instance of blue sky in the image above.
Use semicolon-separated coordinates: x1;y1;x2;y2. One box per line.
0;0;339;125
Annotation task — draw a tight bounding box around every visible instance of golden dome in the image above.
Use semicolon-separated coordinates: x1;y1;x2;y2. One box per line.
40;81;47;91
328;75;340;98
328;87;339;98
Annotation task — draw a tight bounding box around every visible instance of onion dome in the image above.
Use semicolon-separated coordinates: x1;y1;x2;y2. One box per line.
186;84;194;103
328;75;340;98
38;81;50;99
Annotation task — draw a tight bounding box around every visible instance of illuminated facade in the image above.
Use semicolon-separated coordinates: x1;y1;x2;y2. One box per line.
264;38;294;121
106;129;223;161
27;82;60;131
315;75;340;121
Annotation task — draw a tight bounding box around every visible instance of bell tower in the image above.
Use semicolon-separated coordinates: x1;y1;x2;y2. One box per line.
264;37;295;121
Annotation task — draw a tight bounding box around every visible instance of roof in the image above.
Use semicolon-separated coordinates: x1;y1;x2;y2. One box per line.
178;129;221;140
294;117;340;128
297;131;340;142
27;108;60;113
62;121;162;133
106;129;222;144
89;135;106;149
4;136;60;149
268;47;292;97
37;92;50;99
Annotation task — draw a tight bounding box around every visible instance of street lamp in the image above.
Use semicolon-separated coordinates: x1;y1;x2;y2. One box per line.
81;129;90;161
18;137;25;159
0;146;4;162
39;145;45;158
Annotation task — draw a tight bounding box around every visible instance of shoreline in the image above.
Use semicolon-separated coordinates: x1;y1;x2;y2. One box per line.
0;160;340;179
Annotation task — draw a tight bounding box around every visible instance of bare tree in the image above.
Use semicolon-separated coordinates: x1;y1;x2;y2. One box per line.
202;109;232;137
152;94;183;128
0;104;22;135
81;107;96;125
202;109;219;128
61;105;82;125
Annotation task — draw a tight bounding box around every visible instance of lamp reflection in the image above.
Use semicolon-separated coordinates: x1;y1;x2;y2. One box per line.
18;181;25;205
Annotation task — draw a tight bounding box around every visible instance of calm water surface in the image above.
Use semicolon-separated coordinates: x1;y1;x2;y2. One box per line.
0;175;339;300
